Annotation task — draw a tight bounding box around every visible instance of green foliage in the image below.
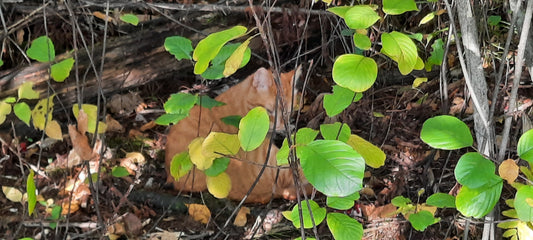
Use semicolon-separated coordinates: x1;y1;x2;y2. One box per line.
197;95;225;109
156;93;197;125
426;193;455;208
26;170;37;216
165;36;193;60
420;115;473;150
320;122;351;142
346;134;386;168
72;104;107;134
426;39;444;71
517;129;533;165
0;99;12;124
220;115;241;128
353;33;371;50
18;82;40;100
487;15;501;26
111;166;130;177
381;31;419;75
204;157;230;177
327;212;364;240
120;14;139;26
193;26;247;75
14;102;31;126
326;192;360;210
332;54;377;92
298;140;365;197
202;43;251;80
455;152;501;189
514;185;533;222
51;58;75;82
27;36;55;62
456;182;502;218
382;0;418;15
323;85;361;117
285;200;327;228
238;106;270;151
408;210;439;231
296;128;320;145
343;5;380;30
170;152;193;180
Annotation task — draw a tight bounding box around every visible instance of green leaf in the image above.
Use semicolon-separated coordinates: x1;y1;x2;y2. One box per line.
164;36;193;61
346;134;386;168
201;64;226;80
296;128;319;145
426;193;455;208
344;5;380;30
320;122;351;142
327;192;360;210
515;185;533;222
455;152;501;189
193;26;247;75
383;0;419;15
201;43;252;80
408;210;439;231
456;181;503;218
381;31;418;75
391;196;411;207
164;93;197;114
155;113;188;125
327;212;363;240
323;85;359;117
238;107;270;151
198;95;225;109
276;138;290;165
111;166;130;177
332;54;377;92
517;129;533;165
27;169;37;216
18;82;40;100
298;140;365;197
120;14;139;26
427;39;444;70
202;132;240;158
502;209;518;219
327;6;352;19
51;58;74;82
288;200;326;228
420;115;473;150
221;115;241;128
204;157;230;177
14;102;32;126
353;33;371;50
488;15;501;26
0;59;3;67
170;152;193;180
50;205;62;220
26;36;55;62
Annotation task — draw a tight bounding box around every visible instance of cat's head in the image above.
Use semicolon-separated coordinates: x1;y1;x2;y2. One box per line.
249;66;303;132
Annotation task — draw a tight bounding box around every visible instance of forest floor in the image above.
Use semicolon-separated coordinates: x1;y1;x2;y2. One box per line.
2;64;526;240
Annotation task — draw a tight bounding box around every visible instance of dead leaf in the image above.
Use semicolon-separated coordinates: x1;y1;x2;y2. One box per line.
2;186;23;202
233;207;250;227
120;152;146;175
362;203;397;221
499;159;519;183
68;125;94;161
186;203;211;224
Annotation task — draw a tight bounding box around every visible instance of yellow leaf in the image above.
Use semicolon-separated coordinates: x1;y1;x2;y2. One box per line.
2;186;23;202
499;159;519;183
417;204;437;215
526;198;533;208
18;82;40;100
206;172;231;199
223;37;252;77
233;207;250;227
0;101;12;124
412;77;428;88
186;203;211;224
32;95;55;130
346;134;386;168
189;137;215;170
45;120;63;140
419;12;435;26
202;132;240;159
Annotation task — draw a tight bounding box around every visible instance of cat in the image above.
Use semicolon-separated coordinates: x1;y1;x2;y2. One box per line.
165;67;311;203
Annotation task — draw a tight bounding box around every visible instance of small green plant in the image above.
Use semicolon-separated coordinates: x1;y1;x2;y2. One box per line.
420;115;533;239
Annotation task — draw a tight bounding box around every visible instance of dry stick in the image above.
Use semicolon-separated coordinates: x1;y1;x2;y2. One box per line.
498;0;533;162
489;0;522;152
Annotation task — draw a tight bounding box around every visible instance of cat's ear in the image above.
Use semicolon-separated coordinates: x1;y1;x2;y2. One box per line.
252;67;273;92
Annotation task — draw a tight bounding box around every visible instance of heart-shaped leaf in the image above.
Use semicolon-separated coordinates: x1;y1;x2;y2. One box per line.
332;54;377;92
420;115;473;150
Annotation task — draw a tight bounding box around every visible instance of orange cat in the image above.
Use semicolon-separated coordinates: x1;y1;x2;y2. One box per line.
165;67;309;203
